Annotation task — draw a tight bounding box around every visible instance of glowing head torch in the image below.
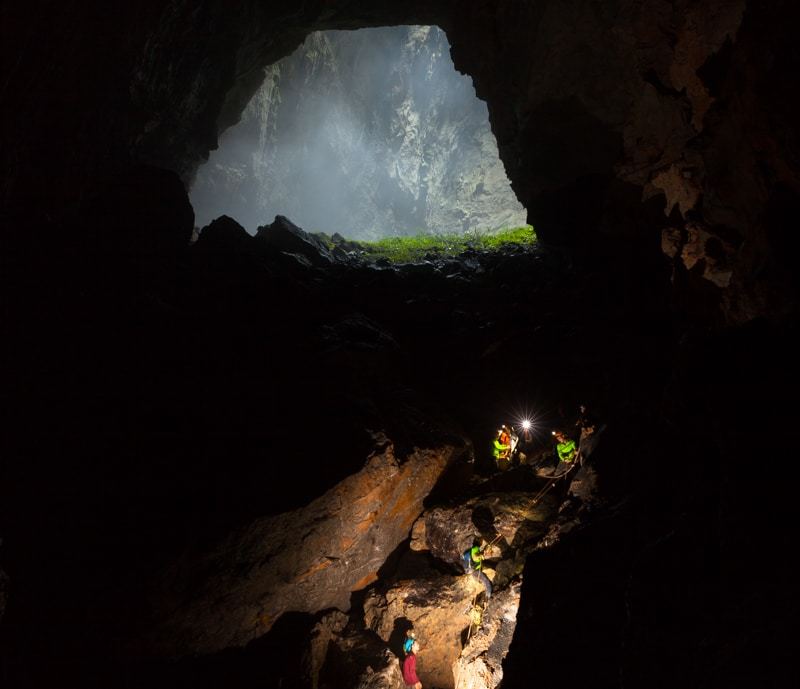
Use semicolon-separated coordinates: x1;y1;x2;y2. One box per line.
521;419;532;431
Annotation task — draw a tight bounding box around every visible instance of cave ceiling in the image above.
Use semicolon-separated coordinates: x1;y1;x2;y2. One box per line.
5;0;798;322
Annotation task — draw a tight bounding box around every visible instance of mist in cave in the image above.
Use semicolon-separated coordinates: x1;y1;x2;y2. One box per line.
190;26;527;239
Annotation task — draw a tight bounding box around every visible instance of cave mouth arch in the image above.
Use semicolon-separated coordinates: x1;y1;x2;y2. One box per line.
189;26;527;240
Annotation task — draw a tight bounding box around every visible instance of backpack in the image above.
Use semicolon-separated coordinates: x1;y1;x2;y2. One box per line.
462;549;473;569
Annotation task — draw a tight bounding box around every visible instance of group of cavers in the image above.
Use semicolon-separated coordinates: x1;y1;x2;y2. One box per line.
398;405;601;688
492;404;599;473
467;406;601;602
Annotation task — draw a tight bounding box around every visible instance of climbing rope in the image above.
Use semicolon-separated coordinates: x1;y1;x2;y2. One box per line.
463;449;583;641
465;593;485;643
528;450;582;508
483;531;505;552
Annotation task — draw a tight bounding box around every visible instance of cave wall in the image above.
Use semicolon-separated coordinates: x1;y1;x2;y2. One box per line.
446;0;799;323
2;2;799;688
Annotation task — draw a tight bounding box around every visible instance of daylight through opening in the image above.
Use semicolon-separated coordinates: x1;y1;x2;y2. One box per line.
190;26;527;240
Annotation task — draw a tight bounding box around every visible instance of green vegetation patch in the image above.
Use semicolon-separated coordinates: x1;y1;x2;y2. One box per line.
325;226;536;263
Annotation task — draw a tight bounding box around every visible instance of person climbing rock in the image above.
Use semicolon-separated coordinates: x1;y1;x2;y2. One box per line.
552;430;578;475
401;639;422;689
492;425;512;467
403;628;417;655
461;540;493;599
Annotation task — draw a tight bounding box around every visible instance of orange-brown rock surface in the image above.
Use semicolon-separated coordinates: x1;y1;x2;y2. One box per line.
147;438;462;656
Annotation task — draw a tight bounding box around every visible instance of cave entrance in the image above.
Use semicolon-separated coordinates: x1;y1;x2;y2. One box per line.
190;26;527;240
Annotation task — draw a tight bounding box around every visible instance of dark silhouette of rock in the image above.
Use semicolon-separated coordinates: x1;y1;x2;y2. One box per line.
321;313;399;353
0;565;8;625
80;164;194;257
255;215;333;267
303;610;349;689
320;627;405;689
194;215;251;253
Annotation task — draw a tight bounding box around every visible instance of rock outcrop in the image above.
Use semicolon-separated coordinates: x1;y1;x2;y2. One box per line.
5;1;799;322
410;489;557;570
255;215;334;267
357;483;560;689
148;439;461;656
192;214;252;253
364;573;482;689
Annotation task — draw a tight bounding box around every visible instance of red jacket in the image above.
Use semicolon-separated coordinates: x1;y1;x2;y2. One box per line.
402;652;420;685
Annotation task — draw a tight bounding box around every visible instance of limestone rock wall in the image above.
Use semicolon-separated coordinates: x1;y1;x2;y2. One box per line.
190;26;526;238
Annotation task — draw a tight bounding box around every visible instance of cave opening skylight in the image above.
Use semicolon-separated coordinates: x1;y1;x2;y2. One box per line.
190;26;527;241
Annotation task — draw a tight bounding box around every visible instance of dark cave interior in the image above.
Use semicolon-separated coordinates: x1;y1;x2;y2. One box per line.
1;2;799;688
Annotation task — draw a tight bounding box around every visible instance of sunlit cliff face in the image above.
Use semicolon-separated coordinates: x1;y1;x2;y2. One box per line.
189;26;526;239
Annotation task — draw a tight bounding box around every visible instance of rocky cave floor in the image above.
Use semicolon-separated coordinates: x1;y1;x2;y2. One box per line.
2;174;796;688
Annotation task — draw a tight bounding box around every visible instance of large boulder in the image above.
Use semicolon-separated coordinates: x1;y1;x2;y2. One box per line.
410;490;557;568
255;215;333;267
193;215;252;253
146;439;461;656
364;573;483;689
